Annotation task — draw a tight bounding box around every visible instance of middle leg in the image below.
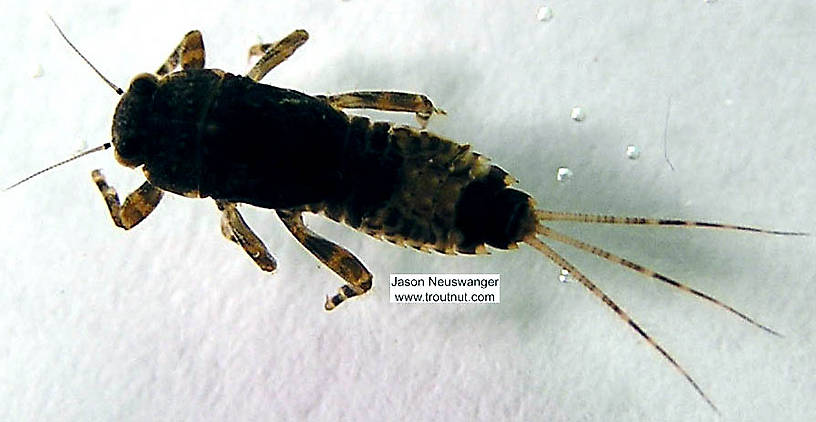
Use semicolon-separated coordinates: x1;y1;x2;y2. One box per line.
216;200;277;272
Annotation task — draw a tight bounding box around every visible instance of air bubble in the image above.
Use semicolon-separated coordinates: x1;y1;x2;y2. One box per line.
570;107;585;122
536;6;554;22
625;144;641;160
556;167;573;182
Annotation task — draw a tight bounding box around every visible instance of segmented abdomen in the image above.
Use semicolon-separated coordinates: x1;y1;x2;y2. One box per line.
300;116;536;254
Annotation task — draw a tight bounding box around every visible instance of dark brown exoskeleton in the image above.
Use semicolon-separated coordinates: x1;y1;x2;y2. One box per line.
29;19;806;412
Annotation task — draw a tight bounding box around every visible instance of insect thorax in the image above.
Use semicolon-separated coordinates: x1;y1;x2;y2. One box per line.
135;70;351;202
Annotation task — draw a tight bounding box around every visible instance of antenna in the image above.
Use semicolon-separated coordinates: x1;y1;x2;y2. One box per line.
48;15;124;95
4;16;125;191
4;143;112;191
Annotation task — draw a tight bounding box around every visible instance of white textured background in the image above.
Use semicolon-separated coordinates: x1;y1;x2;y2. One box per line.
1;1;814;421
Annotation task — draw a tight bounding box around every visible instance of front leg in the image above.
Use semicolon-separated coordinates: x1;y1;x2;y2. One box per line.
216;200;277;272
276;209;373;310
156;30;206;76
317;91;446;128
92;170;163;230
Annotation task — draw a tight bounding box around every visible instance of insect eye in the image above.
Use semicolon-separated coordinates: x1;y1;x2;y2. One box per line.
129;73;158;93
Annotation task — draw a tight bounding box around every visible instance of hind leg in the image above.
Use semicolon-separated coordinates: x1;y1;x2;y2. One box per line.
276;209;372;310
318;91;446;128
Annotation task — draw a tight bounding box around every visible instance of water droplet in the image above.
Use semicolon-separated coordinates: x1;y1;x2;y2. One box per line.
536;5;554;22
556;167;573;182
32;63;43;78
570;107;585;122
625;144;641;160
558;269;574;283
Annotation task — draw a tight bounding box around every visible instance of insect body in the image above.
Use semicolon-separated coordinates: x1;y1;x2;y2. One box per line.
37;20;804;412
104;29;537;312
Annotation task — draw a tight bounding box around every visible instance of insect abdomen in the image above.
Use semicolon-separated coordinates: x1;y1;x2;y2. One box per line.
310;116;536;254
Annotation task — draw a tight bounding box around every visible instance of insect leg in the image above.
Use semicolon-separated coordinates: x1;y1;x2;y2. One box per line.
91;170;163;230
216;200;277;272
246;30;309;82
156;30;205;76
317;91;446;128
524;235;719;413
276;209;372;310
